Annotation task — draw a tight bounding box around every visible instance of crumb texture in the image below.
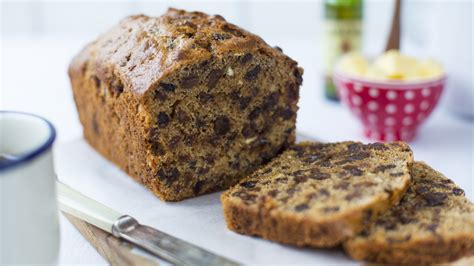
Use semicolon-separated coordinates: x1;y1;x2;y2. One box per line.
69;8;302;201
221;141;413;247
344;161;474;265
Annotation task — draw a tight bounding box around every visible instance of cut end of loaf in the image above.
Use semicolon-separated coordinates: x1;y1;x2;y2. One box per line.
344;161;474;265
221;141;413;247
143;51;302;201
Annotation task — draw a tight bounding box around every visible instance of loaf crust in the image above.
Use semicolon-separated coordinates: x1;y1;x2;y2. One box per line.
344;162;474;265
221;141;413;247
69;9;302;201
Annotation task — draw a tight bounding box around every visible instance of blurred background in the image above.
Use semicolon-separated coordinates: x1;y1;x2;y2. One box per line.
1;0;473;143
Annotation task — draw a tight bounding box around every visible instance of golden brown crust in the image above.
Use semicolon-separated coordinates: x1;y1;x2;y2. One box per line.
346;236;474;265
221;141;413;247
69;9;296;96
69;9;302;201
344;162;474;265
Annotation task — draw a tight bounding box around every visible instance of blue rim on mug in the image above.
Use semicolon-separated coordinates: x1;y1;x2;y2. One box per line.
0;111;56;172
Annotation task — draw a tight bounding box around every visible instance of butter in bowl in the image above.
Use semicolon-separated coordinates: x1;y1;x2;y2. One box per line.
333;50;445;141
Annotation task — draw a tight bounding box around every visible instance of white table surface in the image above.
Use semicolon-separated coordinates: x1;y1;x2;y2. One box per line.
1;37;473;265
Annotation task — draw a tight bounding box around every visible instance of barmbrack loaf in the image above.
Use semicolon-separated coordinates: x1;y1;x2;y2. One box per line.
221;141;413;247
69;8;302;201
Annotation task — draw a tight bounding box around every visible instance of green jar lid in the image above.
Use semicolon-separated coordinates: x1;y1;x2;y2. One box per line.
324;0;363;19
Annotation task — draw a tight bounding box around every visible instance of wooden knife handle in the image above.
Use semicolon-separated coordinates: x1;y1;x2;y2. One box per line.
385;0;402;51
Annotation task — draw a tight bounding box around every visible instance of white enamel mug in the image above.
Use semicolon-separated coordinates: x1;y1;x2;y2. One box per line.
0;111;59;264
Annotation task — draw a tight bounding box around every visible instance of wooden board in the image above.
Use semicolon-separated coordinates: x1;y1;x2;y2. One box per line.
63;213;158;266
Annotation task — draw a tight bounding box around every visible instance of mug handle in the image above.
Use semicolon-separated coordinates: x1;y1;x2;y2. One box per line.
57;181;123;233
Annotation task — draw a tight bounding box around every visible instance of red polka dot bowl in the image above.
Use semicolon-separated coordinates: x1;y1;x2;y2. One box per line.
333;71;445;141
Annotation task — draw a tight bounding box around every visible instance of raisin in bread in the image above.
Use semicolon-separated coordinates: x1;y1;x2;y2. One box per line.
344;162;474;265
68;9;302;201
221;141;413;247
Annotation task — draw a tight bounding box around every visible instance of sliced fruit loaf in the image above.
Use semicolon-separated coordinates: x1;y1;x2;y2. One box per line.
221;141;414;247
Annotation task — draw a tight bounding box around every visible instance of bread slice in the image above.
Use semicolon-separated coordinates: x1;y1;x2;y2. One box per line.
221;141;413;247
344;162;474;264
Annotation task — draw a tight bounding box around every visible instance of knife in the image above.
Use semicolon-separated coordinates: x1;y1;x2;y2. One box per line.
57;181;240;266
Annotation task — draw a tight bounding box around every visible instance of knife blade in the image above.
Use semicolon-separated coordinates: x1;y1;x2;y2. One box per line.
57;181;239;266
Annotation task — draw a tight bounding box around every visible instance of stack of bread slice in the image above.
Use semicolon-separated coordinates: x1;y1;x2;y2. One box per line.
222;141;474;264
